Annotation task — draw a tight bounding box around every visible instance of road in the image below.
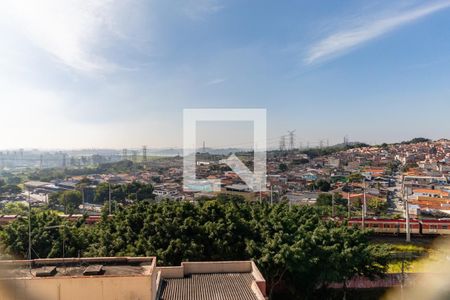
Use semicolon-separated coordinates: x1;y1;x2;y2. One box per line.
387;174;405;215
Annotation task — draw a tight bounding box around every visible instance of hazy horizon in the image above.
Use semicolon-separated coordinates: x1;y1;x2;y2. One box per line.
0;136;444;152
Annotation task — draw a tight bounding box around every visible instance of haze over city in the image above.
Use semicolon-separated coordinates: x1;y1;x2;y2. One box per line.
2;0;450;149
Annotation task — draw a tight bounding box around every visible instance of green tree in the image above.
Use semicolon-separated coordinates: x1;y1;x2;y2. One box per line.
0;184;22;195
0;202;28;215
6;176;21;185
0;199;391;299
316;193;332;206
315;179;331;192
279;163;288;172
314;225;391;298
348;173;364;183
59;190;82;213
0;210;91;259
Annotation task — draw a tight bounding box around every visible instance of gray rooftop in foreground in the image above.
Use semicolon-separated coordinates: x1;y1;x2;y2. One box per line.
159;273;259;300
0;257;154;279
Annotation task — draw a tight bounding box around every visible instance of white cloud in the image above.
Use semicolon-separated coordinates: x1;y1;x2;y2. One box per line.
305;1;450;65
206;78;226;85
0;0;127;73
183;0;223;20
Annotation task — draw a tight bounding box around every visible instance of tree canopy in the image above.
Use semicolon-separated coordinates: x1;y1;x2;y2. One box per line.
0;196;390;299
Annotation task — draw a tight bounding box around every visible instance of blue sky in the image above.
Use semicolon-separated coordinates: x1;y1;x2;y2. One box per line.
1;0;450;149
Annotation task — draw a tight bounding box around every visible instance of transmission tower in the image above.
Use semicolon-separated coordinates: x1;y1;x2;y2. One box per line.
344;135;349;146
287;130;296;151
279;135;286;151
122;149;128;160
132;150;138;163
142;145;147;163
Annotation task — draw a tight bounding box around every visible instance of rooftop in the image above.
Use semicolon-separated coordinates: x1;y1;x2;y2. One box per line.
0;257;155;279
160;273;259;300
157;261;266;300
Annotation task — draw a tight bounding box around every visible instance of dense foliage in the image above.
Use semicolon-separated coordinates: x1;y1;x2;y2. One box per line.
47;181;155;213
27;160;143;182
299;143;370;158
0;196;390;299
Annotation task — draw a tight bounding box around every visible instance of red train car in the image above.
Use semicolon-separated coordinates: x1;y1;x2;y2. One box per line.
349;217;450;235
421;219;450;234
349;218;420;234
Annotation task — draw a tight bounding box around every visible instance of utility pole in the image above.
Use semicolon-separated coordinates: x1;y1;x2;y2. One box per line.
401;177;411;242
259;180;262;204
331;192;335;217
270;184;273;205
108;182;112;215
81;187;85;212
44;225;67;272
405;191;411;243
28;191;32;262
63;193;67;214
347;191;351;219
362;180;366;230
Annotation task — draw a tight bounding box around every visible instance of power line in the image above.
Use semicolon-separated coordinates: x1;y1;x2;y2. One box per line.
142;145;147;163
279;135;286;151
287;130;296;151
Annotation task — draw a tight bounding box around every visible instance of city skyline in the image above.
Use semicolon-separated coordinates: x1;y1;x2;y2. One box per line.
2;0;450;148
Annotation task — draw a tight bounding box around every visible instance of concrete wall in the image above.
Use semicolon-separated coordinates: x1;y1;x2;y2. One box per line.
0;276;153;300
158;261;253;279
0;257;158;300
